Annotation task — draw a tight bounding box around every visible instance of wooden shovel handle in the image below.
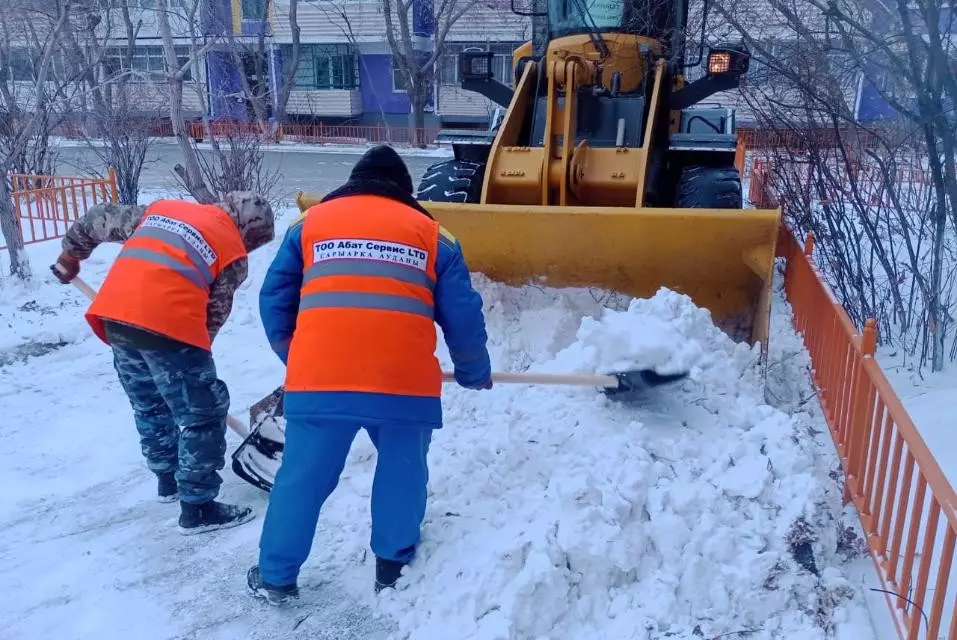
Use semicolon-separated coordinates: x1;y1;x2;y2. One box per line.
70;274;99;300
441;371;619;388
66;275;250;439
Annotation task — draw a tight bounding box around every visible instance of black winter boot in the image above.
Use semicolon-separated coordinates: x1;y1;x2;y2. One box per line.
246;565;299;606
374;557;407;593
177;500;255;535
157;472;178;503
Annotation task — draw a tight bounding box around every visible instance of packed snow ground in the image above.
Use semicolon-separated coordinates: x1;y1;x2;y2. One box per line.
0;194;893;639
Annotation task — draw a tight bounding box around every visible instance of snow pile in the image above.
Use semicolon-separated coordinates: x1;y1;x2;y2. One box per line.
0;229;879;639
367;280;872;640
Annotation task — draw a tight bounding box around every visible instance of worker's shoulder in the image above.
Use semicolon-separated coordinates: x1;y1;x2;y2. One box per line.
288;210;308;229
437;225;459;249
279;211;309;245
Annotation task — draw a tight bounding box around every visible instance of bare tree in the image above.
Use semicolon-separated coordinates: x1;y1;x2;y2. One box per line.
61;0;164;205
156;0;281;204
714;0;957;371
275;0;302;125
155;0;217;203
380;0;485;146
221;26;275;135
0;0;76;279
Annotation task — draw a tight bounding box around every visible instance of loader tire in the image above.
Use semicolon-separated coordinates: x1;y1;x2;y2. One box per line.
416;159;486;204
675;165;742;209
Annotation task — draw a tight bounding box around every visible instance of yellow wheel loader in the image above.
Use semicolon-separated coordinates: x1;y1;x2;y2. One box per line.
233;0;783;492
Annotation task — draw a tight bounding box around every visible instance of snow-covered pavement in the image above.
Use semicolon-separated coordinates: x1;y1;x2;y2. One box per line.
0;197;891;639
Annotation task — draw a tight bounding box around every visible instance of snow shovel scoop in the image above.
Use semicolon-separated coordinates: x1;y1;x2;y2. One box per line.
231;367;689;492
62;273;250;439
440;369;690;398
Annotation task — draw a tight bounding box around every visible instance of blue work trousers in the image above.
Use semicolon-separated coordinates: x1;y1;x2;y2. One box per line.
257;417;432;587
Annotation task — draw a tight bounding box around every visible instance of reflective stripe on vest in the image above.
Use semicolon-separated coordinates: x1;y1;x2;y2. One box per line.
284;194;442;397
85;200;247;351
127;224;216;287
299;258;436;318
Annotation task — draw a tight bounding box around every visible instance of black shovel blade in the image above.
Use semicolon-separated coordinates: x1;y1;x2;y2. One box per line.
250;386;284;428
601;369;690;399
231;416;285;493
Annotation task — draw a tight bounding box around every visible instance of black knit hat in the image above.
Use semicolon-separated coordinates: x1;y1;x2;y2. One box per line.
349;144;414;195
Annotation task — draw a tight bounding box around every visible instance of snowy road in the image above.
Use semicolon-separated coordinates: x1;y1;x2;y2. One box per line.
0;193;891;639
53;140;447;202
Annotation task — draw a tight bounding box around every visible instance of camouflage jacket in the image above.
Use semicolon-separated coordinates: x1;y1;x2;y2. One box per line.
62;203;248;342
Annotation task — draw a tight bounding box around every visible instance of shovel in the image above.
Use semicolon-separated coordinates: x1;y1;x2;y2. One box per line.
441;369;689;398
248;367;689;424
63;274;250;439
232;366;689;492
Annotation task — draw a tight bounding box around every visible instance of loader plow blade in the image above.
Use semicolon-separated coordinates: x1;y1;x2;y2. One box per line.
424;202;781;345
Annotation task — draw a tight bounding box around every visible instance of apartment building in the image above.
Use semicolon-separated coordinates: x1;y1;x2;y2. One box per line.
7;0;940;130
1;1;207;120
244;0;872;129
266;0;530;126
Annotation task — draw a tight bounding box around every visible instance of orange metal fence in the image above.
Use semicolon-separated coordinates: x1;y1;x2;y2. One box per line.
748;160;778;208
50;119;441;147
737;127;883;151
279;122;439;146
2;170;118;249
53;120;177;139
773;196;956;638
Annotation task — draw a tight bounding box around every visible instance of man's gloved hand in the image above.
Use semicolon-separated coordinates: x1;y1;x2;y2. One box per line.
50;251;80;284
457;375;493;390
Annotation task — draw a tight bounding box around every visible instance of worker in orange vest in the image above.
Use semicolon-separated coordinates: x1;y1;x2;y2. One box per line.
50;192;275;535
246;145;492;605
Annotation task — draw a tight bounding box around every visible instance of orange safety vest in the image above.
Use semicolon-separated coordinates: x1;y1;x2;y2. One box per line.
86;200;247;351
285;194;442;398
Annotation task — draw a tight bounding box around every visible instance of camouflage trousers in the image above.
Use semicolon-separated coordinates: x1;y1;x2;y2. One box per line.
111;343;230;504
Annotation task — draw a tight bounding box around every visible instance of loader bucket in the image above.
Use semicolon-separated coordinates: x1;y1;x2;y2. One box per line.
295;193;782;348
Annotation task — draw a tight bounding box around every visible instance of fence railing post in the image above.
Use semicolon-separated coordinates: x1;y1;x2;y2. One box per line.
846;318;878;504
735;138;746;176
108;167;119;203
860;318;877;357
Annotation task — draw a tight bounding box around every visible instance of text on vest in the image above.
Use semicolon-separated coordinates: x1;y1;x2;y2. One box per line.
141;215;218;266
312;238;429;272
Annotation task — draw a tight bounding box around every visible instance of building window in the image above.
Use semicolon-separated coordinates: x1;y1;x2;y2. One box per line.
131;0;187;8
284;44;358;90
105;45;193;82
7;47;78;82
392;61;410;92
242;0;267;20
8;48;36;81
439;42;522;88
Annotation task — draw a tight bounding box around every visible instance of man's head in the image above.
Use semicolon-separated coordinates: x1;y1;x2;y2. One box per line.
220;191;275;253
349;145;414;195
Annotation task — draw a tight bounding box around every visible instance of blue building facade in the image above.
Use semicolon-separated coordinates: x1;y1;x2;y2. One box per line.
190;0;525;128
854;4;955;123
199;0;465;126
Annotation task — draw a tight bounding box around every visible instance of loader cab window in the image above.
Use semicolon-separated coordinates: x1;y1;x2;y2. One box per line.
547;0;673;39
548;0;625;36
